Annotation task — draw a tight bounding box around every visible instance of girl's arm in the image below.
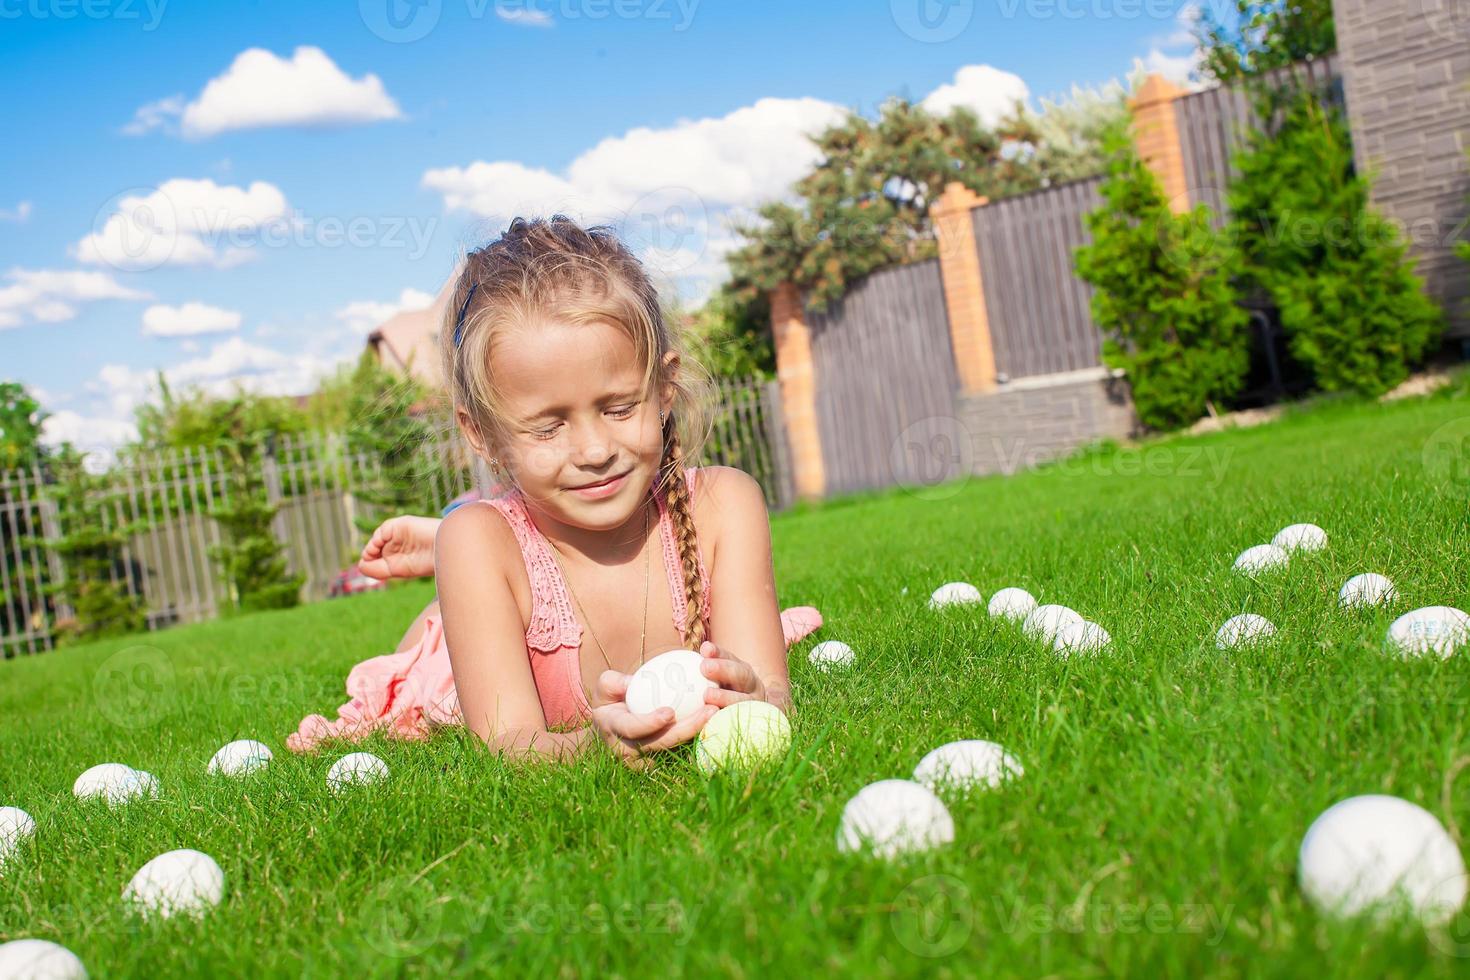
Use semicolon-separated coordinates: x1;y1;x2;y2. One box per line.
435;504;715;765
435;504;574;760
359;515;442;580
697;467;793;713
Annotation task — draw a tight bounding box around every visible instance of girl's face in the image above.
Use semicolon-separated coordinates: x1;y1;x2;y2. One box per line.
477;317;675;531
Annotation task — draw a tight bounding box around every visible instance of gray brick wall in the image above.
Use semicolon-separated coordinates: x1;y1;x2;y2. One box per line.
1335;0;1470;337
957;372;1137;477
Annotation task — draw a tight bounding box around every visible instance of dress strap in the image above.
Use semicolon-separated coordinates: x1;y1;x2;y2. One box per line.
477;494;582;653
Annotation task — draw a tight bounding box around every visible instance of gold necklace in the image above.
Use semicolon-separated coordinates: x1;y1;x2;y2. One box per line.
544;496;652;675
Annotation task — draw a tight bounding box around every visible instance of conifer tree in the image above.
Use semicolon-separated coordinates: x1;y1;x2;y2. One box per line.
30;444;147;643
1075;124;1250;431
1228;89;1443;396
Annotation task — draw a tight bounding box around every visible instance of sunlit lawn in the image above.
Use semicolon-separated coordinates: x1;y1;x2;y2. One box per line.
3;381;1470;976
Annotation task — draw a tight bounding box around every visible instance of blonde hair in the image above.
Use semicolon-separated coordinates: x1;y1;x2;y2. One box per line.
439;215;716;648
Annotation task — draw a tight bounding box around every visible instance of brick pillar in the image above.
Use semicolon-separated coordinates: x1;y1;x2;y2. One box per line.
769;282;826;500
931;181;998;394
1129;74;1190;214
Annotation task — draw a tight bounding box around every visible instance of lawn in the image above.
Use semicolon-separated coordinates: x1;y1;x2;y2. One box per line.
3;384;1470;977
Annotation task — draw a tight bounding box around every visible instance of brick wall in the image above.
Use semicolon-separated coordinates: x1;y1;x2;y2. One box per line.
956;370;1137;477
1335;0;1470;338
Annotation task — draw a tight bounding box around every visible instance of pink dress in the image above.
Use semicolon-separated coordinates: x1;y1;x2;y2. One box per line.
286;465;823;753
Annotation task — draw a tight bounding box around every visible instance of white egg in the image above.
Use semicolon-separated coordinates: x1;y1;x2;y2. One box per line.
695;701;792;774
1022;604;1085;644
72;764;146;806
1273;523;1328;553
1052;620;1111;655
0;939;88;979
207;739;274;777
987;587;1037;622
836;779;954;859
0;806;36;867
1385;606;1470;658
623;649;715;722
326;752;390;793
131;771;159;799
1299;795;1467;926
913;740;1024;792
927;582;983;610
1339;573;1398;609
123;848;225;919
1216;614;1277;650
808;640;856;672
1233;544;1290;578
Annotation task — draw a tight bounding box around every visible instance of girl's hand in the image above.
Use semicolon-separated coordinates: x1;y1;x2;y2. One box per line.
359;515;442;580
588;670;716;770
698;640;769;709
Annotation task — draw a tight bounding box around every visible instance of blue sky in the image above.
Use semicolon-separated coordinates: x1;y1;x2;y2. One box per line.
0;0;1202;454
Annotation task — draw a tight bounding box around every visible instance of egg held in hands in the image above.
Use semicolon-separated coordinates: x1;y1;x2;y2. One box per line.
624;649;717;722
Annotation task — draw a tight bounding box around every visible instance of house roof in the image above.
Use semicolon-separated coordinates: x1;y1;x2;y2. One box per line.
366;273;456;389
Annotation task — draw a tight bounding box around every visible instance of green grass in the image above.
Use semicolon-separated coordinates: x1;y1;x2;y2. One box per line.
5;387;1470;977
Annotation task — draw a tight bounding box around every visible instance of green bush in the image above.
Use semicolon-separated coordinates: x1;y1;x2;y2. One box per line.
1228;87;1443;397
29;445;147;644
204;405;305;614
1075;125;1251;431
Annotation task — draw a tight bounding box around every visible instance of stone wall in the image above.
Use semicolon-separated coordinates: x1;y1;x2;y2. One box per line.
956;369;1137;477
1335;0;1470;338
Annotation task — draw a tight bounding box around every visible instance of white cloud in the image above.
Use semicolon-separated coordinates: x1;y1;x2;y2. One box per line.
919;64;1031;126
39;410;140;468
1134;49;1205;89
497;6;554;26
126;46;403;140
421;96;845;302
0;268;151;330
1136;4;1206;89
334;287;436;335
0;201;32;223
87;336;345;432
423;96;845;222
141;302;243;338
121;94;186;136
73;178;290;271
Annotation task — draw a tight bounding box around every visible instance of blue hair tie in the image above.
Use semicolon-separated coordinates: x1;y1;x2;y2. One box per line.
452;282;479;349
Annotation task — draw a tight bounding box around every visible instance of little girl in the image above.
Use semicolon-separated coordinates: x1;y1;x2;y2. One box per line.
287;215;822;766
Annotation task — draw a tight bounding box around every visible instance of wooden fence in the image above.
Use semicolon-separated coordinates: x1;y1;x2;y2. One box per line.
1176;53;1344;222
805;258;960;495
971;175;1108;381
0;375;787;656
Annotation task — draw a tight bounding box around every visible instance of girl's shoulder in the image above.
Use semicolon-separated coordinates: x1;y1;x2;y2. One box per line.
685;464;762;505
682;465;768;556
435;489;525;581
